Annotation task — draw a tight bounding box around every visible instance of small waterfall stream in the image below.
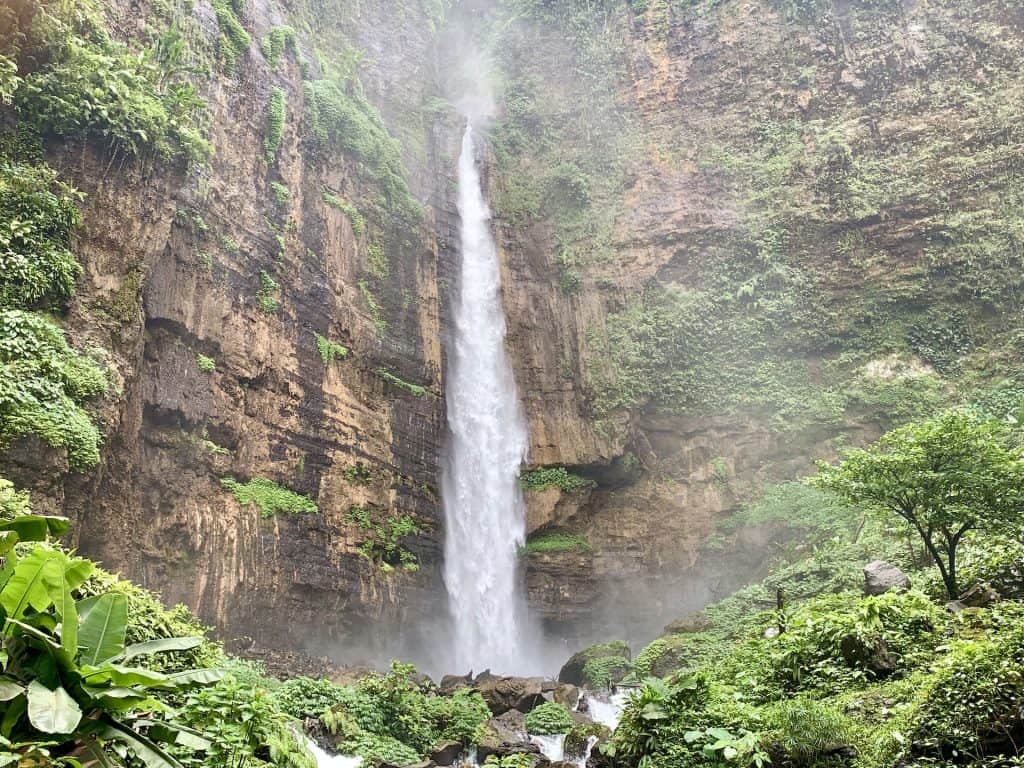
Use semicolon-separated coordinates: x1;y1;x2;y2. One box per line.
440;122;534;673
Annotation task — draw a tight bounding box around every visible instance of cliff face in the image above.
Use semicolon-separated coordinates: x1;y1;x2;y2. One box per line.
491;0;1024;646
2;0;459;662
3;0;1023;664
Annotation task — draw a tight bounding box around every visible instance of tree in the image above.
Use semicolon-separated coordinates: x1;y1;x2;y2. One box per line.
812;410;1024;599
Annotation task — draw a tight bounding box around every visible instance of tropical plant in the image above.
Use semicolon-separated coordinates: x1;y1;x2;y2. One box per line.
524;702;574;735
813;410;1024;598
0;506;224;766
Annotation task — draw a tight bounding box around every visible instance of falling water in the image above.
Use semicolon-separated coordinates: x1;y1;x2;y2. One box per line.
441;123;534;673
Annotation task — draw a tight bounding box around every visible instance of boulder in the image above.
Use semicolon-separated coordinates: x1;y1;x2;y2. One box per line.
439;672;474;696
663;611;712;634
839;634;897;676
863;560;911;596
429;740;463;766
553;683;580;709
475;675;547;715
959;582;1000;608
558;642;632;689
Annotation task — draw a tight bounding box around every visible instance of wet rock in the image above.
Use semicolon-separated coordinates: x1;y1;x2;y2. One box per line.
840;634;897;676
664;611;712;634
439;672;474;696
553;683;580;709
429;740;463;766
863;561;911;595
558;642;632;688
959;582;1000;608
475;674;547;715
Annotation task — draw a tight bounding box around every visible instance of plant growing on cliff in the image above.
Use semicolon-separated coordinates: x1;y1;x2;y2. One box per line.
520;466;592;493
0;160;82;310
221;476;317;517
314;332;348;365
519;532;591;556
257;270;280;313
346;505;420;571
265;87;286;165
812;410;1024;599
260;26;296;71
375;368;427;397
195;353;215;373
0;310;106;470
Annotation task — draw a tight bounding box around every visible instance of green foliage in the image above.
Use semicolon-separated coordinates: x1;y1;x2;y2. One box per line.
220;476;318;517
375;368;428;397
265;87;286;165
524;701;574;735
519;466;592;493
343;462;372;485
907;311;974;375
271;677;350;720
765;698;852;766
519;532;591;556
269;181;290;206
11;0;208;162
358;280;386;334
583;654;633;690
314;332;348;365
302;77;421;230
322;662;489;761
483;755;533;768
346;505;420;571
0;160;81;310
173;675;315;768
195;353;215;373
211;0;252;71
813;410;1024;597
258;270;280;313
0;309;106;470
260;26;296;71
0;477;31;519
321;190;365;235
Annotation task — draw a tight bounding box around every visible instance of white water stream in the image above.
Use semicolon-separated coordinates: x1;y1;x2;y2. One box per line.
441;123;534;674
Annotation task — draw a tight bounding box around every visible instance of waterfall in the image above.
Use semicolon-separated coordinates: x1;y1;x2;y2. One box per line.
441;123;534;673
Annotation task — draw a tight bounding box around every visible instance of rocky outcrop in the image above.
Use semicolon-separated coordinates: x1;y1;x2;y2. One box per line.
863;561;911;596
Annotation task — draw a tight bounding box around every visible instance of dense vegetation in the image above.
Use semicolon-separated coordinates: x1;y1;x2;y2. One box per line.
596;408;1024;768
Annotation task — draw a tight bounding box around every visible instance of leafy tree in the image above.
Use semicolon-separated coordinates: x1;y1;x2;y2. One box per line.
812;410;1024;599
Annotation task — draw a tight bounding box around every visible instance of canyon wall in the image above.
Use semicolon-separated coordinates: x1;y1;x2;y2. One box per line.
3;0;1023;664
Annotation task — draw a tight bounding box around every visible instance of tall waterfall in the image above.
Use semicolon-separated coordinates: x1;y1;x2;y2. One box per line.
441;123;533;673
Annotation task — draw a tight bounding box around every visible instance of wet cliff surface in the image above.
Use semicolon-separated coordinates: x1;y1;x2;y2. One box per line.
3;0;1023;663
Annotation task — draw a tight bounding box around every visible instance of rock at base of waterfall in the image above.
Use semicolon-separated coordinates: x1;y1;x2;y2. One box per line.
439;673;474;696
863;560;911;595
552;683;580;709
429;741;463;766
558;642;632;689
475;674;547;714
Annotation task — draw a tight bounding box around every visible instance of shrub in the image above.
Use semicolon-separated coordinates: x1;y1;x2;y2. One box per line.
519;532;591;556
765;698;852;765
14;0;208;162
315;332;349;364
258;270;280;313
0;160;82;310
525;702;574;735
519;466;592;493
220;476;318;517
272;677;350;719
0;309;106;470
196;353;215;373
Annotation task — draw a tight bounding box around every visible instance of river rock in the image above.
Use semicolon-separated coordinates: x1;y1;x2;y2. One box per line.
558;642;632;688
475;674;547;714
552;683;580;708
863;560;911;595
429;740;463;766
840;633;897;676
439;672;474;695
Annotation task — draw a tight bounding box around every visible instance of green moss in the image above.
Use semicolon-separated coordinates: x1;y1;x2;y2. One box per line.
196;353;215;373
220;476;317;517
321;190;366;235
375;368;428;397
520;466;592;493
260;25;296;71
519;532;591;556
211;0;252;71
257;270;280;313
264;87;286;165
315;332;348;365
358;280;386;334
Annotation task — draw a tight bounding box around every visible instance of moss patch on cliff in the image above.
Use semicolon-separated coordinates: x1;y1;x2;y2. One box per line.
221;476;318;517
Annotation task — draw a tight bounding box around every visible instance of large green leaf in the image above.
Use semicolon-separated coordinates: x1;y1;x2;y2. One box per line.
164;668;226;687
0;515;70;541
79;663;170;689
78;593;127;665
0;548;64;619
56;583;78;656
63;557;96;590
0;680;22;702
99;719;185;768
26;680;82;734
121;637;203;660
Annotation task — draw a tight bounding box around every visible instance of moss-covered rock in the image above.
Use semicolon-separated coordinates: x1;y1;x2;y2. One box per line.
558;641;632;689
